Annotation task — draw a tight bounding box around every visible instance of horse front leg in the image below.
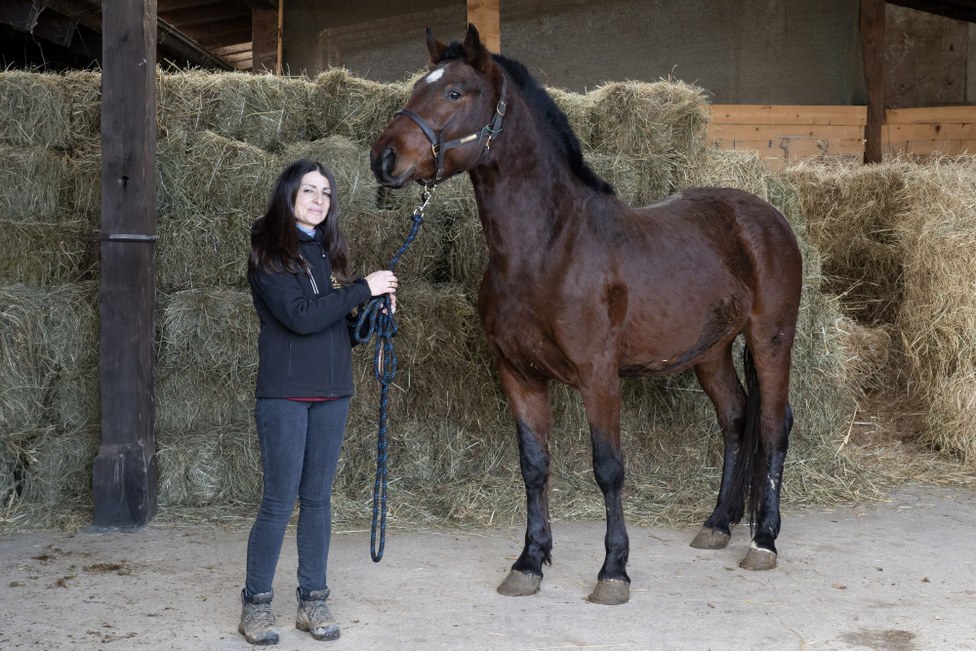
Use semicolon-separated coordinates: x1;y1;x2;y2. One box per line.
496;363;554;597
579;377;630;605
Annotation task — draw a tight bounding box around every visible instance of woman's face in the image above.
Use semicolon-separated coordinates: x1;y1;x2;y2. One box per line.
293;170;331;230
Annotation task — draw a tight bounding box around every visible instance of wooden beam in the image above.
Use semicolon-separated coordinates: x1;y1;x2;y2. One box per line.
861;0;885;163
92;0;158;529
251;3;279;73
467;0;500;53
887;0;976;23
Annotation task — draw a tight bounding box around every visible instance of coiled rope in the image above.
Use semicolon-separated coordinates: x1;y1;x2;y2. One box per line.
353;185;434;562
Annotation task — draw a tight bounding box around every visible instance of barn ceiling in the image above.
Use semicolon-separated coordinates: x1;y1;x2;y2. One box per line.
0;0;276;71
1;1;975;73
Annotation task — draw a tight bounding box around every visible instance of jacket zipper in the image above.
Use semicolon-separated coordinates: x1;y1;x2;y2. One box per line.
300;255;320;295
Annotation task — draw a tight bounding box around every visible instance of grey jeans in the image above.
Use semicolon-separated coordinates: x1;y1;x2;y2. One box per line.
244;397;349;597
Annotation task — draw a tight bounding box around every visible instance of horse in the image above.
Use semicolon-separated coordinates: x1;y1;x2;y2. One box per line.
370;24;802;605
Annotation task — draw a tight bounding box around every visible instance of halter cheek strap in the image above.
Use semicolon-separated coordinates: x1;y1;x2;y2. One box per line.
395;75;508;184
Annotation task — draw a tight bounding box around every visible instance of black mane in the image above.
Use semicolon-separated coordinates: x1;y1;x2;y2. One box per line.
438;43;615;195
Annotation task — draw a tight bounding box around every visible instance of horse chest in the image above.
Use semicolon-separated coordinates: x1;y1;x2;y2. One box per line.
482;295;580;382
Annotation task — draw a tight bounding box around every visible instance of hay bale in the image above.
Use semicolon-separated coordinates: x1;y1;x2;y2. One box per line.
156;424;260;507
681;148;778;198
547;86;596;148
0;425;98;529
835;318;896;396
897;156;976;391
0;72;68;148
344;208;449;282
156;130;278;217
234;73;313;150
0;146;69;221
155;367;254;434
308;68;411;146
66;144;102;218
376;171;479;220
62;71;102;145
589;79;711;204
158;69;314;147
157;287;258;378
924;371;976;463
781;158;912;325
280;136;379;213
349;281;501;432
0;220;97;286
155;288;258;504
0;283;99;433
156;213;252;291
0;71;99;149
583;149;641;206
21;427;98;505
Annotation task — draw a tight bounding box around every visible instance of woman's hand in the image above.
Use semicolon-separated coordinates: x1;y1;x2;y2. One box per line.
365;270;398;297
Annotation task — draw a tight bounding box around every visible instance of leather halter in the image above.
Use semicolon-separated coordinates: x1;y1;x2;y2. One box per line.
394;74;508;184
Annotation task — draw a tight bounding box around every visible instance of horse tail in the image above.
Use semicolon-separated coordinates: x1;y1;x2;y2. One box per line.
723;344;764;531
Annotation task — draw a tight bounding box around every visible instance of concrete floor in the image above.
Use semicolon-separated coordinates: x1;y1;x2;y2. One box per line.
1;485;974;650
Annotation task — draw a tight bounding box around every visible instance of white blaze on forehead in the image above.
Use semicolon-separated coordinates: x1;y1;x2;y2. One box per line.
425;67;445;83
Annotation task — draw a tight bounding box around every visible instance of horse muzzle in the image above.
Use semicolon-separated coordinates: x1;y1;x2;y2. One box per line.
370;144;417;189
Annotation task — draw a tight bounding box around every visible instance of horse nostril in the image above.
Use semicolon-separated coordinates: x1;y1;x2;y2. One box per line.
371;145;397;180
381;146;397;174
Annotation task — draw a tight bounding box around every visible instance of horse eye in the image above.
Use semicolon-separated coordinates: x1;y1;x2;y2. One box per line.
446;89;462;101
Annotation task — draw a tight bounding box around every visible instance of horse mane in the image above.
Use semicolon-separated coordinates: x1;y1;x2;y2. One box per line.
438;42;615;195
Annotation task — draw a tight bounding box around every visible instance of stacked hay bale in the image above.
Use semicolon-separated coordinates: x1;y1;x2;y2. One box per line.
1;64;883;533
0;71;102;528
897;157;976;462
783;156;976;467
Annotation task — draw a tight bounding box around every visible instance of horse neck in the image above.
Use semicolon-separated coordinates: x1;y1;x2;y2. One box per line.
466;98;587;264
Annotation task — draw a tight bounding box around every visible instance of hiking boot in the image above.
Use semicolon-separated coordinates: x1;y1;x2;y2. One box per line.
239;590;279;645
296;587;340;641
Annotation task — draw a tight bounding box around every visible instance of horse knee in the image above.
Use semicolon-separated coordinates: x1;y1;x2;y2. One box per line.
516;422;550;487
591;434;624;494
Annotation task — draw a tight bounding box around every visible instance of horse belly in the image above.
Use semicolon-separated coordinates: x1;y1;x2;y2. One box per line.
618;288;748;377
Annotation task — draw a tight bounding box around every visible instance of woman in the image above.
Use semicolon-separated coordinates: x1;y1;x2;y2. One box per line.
240;159;397;645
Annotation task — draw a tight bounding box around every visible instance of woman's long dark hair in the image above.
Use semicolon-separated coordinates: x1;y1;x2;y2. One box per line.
249;159;353;284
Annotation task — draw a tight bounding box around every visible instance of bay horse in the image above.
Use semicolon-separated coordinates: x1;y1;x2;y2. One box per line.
370;24;802;605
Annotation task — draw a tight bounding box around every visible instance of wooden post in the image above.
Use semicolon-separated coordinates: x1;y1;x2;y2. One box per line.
92;0;159;529
251;3;280;74
861;0;885;163
467;0;501;52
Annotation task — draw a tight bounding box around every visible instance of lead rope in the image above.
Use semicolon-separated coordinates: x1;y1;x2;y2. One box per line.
354;184;434;562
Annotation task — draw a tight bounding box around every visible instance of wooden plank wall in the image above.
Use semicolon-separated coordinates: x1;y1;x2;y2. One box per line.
708;104;976;169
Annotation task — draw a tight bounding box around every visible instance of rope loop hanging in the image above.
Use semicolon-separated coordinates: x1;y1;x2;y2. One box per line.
353;184;434;562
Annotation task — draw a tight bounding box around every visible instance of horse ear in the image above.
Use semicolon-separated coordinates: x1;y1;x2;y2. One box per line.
462;23;491;72
426;27;447;64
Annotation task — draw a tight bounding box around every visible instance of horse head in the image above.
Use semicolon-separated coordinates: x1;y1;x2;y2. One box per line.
370;24;507;188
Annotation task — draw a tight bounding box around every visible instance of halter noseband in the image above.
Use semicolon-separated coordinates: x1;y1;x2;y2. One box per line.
394;74;508;184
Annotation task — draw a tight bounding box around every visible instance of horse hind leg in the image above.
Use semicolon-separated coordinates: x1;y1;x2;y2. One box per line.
690;346;747;551
495;364;554;597
738;340;795;572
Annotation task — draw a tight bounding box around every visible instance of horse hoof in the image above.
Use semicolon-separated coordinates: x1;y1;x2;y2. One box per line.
497;570;541;596
739;545;777;571
587;579;630;605
690;526;731;550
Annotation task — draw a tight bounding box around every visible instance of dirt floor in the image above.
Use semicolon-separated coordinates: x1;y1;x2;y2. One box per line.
1;484;974;650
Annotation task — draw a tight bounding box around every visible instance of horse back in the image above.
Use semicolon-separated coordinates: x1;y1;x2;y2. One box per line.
633;187;801;291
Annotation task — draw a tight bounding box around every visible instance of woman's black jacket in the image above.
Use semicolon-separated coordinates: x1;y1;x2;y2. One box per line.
248;228;372;399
